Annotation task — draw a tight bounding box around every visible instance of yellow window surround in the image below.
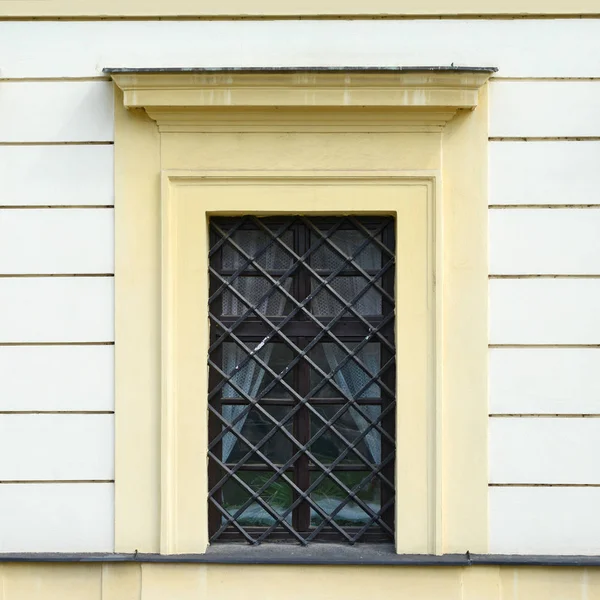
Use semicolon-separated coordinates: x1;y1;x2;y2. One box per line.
109;67;493;556
3;1;599;17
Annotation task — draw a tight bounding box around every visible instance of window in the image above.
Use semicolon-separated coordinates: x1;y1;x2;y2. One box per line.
207;215;396;544
111;68;492;554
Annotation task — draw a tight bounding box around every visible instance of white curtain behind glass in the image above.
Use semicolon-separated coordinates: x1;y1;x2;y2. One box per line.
314;231;382;464
221;231;291;462
322;345;381;464
220;229;383;464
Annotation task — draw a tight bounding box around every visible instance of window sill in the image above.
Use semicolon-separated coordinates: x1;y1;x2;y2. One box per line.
1;548;600;567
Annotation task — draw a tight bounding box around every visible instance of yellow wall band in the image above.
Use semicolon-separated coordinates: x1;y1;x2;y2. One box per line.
0;563;598;600
1;1;599;18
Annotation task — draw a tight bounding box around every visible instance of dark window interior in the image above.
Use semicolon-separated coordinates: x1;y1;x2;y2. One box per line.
208;215;396;544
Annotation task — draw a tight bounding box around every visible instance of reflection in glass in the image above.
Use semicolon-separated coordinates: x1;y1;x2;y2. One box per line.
225;405;293;465
310;471;380;526
310;343;381;399
309;405;381;465
222;342;293;461
222;471;293;526
308;343;382;465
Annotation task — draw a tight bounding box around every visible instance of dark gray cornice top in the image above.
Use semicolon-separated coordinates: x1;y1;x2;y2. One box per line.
0;548;598;567
103;66;498;75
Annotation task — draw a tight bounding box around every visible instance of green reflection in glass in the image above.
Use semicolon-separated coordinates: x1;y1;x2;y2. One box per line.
310;471;380;527
222;471;293;526
224;405;293;465
309;405;381;465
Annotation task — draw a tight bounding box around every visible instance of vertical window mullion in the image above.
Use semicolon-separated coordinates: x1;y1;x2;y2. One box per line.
294;222;311;532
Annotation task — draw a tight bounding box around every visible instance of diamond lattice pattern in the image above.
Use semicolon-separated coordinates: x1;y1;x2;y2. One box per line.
207;215;396;544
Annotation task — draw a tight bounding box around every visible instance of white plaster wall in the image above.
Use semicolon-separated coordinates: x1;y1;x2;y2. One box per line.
1;20;600;78
488;78;600;553
1;18;599;554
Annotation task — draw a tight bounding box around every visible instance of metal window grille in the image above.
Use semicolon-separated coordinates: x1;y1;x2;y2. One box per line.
208;215;396;544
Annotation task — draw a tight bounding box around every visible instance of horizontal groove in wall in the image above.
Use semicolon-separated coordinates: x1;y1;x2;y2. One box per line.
489;483;600;487
490;344;600;348
489;204;600;209
0;141;114;147
0;479;114;484
0;273;114;278
490;414;600;418
0;342;114;347
489;274;600;279
0;411;114;415
489;137;600;142
0;205;114;210
3;14;600;21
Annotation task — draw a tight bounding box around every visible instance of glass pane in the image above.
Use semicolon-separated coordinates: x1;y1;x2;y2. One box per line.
309;343;381;399
224;405;294;465
310;230;382;272
309;405;381;465
221;471;294;526
222;276;293;317
310;471;380;527
222;342;294;400
310;276;382;317
222;230;294;272
209;216;395;543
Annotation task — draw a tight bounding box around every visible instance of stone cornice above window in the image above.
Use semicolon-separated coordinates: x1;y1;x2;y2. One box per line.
106;67;496;133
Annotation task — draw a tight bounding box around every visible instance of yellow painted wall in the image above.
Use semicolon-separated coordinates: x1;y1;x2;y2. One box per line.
1;563;599;600
1;0;599;17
